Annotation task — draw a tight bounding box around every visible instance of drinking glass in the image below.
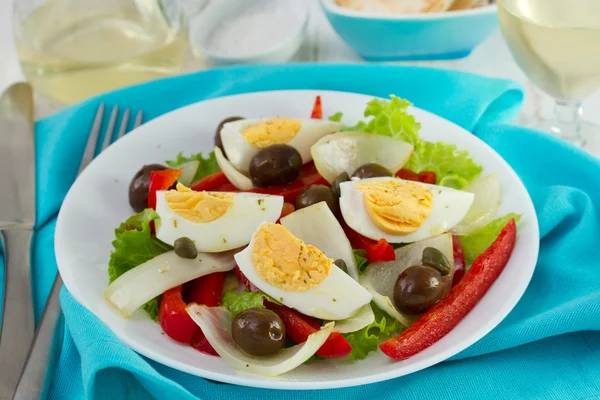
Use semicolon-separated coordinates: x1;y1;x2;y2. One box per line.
13;0;189;105
497;0;600;154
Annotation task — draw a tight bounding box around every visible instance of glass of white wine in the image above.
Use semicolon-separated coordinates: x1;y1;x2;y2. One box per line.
498;0;600;154
14;0;190;105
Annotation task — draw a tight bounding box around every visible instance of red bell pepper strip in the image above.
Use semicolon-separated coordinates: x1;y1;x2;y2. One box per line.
418;171;437;185
311;96;322;119
264;301;352;358
159;285;197;344
342;221;395;262
379;219;517;360
148;168;182;209
233;266;261;292
191;327;219;356
190;171;237;192
451;235;466;286
395;168;419;181
184;272;227;306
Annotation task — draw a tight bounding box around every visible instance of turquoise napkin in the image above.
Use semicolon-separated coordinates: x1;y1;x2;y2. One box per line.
4;64;599;399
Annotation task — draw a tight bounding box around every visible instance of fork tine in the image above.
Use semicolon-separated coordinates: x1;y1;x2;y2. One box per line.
116;108;130;140
101;105;118;152
134;110;143;128
77;104;105;175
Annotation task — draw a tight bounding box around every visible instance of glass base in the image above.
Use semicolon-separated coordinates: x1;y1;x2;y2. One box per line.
526;117;600;157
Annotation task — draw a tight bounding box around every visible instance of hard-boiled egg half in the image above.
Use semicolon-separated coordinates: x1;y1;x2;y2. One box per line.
155;183;283;252
235;222;372;320
220;118;341;174
340;177;474;243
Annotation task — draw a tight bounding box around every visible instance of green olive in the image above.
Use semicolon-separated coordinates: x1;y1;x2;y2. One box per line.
331;172;350;198
173;237;198;259
393;265;443;315
232;308;286;356
296;184;339;216
351;163;393;179
333;259;348;274
249;144;302;187
421;247;452;276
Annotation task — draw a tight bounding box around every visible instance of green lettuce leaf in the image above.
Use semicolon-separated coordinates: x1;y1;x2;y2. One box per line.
108;209;172;321
165;151;220;183
459;213;521;265
343;304;403;360
328;112;343;122
353;249;369;274
222;290;272;317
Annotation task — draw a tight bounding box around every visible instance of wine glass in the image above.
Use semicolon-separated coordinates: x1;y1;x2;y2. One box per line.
497;0;600;154
13;0;190;105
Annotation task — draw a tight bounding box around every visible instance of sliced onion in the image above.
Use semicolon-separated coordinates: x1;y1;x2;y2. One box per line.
329;304;375;333
310;132;414;183
280;201;359;280
214;146;254;190
187;304;334;376
104;250;236;317
360;234;454;325
453;173;500;235
178;161;200;186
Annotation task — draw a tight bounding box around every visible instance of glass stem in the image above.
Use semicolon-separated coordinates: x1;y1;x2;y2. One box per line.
552;100;584;144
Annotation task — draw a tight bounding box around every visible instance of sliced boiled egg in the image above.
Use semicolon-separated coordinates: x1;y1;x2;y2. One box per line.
220;118;341;173
155;183;283;252
234;222;372;320
340;177;474;243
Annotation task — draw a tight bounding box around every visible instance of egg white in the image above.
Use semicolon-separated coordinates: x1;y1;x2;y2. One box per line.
339;177;474;243
234;222;372;320
155;192;283;252
220;118;342;173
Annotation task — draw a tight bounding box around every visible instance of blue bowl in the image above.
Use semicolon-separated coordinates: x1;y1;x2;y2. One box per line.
319;0;498;61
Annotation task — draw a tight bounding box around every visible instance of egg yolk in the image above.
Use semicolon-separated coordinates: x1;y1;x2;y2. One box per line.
242;118;302;148
252;223;332;292
357;180;433;234
164;183;234;223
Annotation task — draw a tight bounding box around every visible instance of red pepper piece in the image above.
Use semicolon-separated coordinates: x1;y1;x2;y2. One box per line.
159;285;197;344
418;171;437;184
264;301;351;358
379;219;517;360
451;235;466;286
342;221;396;262
190;171;237;192
311;95;322;119
191;327;219;356
184;272;227;307
395;168;419;181
234;266;261;292
148;168;182;209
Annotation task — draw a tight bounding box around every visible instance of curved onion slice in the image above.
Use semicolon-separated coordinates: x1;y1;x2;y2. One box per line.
453;173;501;235
280;201;359;280
187;304;334;376
178;161;200;186
214;146;254;190
104;250;236;317
360;234;454;325
310;132;414;183
329;304;375;333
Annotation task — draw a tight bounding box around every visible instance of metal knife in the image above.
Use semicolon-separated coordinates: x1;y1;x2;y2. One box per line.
0;83;36;400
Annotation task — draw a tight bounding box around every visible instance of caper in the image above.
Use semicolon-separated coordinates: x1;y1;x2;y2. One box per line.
333;259;348;274
331;172;350;198
174;237;198;259
421;247;452;276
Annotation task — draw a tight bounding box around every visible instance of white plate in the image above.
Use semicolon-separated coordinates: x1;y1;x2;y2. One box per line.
55;90;539;390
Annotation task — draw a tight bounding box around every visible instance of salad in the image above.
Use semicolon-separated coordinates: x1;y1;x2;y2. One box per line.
104;95;519;376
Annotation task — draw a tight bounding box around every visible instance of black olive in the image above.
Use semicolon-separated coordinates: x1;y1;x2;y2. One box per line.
421;247;452;276
129;164;167;212
351;163;393;179
333;259;348;274
174;237;198;259
331;172;350;198
215;116;244;158
232;308;286;356
393;265;443;315
296;184;340;216
249;144;302;187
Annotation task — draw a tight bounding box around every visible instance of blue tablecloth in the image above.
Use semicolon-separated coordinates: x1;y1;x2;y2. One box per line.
5;65;600;400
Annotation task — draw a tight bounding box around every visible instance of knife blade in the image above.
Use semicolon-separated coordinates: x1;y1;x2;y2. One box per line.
0;82;36;400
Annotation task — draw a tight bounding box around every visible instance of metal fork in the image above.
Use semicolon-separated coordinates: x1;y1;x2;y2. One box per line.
11;104;143;400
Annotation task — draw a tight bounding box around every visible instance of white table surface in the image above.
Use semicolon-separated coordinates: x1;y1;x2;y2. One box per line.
1;0;599;130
